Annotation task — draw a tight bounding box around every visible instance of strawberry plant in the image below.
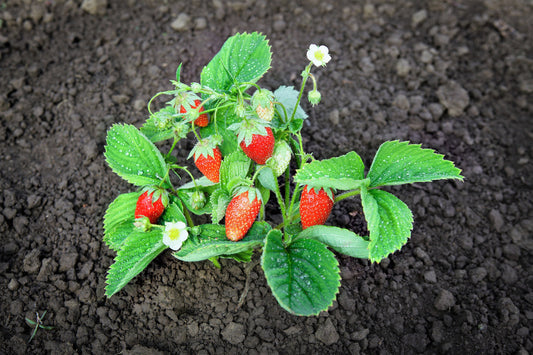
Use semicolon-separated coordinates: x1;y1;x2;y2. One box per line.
102;32;463;316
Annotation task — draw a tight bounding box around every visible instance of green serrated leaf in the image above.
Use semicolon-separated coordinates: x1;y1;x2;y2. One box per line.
210;189;231;223
103;191;141;251
220;150;252;186
201;32;272;94
257;166;277;192
221;249;254;263
160;200;186;224
173;222;271;262
274;86;308;128
294;151;366;190
361;189;413;262
105;229;167;297
104;124;169;187
261;229;341;316
367;140;463;188
294;225;370;259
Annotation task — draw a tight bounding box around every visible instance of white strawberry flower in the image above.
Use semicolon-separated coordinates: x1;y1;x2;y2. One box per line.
162;221;189;251
307;44;331;67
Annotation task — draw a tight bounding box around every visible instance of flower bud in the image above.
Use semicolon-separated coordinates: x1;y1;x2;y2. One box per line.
308;90;321;106
134;216;151;232
191;190;207;210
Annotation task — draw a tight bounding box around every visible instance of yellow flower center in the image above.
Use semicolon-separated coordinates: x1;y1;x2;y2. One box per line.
168;228;182;241
314;51;324;61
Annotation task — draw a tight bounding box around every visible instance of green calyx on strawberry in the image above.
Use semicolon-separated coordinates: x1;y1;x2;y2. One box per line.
299;185;334;230
266;140;292;177
151;108;174;130
225;186;262;242
228;119;275;165
173;92;209;127
188;135;223;183
172;121;190;139
134;187;169;224
251;89;275;122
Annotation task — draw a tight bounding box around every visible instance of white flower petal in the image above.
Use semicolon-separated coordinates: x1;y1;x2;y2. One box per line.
163;221;189;251
307;44;318;62
306;44;331;67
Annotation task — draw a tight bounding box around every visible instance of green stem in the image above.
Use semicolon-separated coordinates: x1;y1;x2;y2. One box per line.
334;189;361;203
274;101;289;124
290;63;313;123
158;167;172;188
147;90;178;115
166;137;179;158
240;81;262;91
171;164;198;189
287;184;302;223
272;176;287;226
251;165;268;184
183;207;195;228
284;165;291;212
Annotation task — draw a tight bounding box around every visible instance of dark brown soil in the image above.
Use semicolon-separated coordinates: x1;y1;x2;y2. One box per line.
1;0;532;354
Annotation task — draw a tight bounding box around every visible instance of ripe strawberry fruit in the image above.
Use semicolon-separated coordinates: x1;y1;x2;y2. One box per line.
229;119;275;165
135;189;168;224
239;126;275;165
189;137;222;183
299;186;334;230
194;147;221;183
225;189;262;241
179;99;209;127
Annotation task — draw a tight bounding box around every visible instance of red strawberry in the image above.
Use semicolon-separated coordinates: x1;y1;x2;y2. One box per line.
135;190;167;224
189;136;222;183
300;186;334;230
239;127;275;165
179;99;209;127
195;147;221;183
225;189;261;241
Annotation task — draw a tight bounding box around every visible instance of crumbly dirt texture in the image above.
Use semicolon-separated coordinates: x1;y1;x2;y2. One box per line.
1;1;532;354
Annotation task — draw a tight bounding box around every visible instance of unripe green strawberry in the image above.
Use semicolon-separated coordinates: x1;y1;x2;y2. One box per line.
191;190;207;210
299;186;334;230
135;189;168;224
252;89;275;122
267;140;291;177
225;188;261;241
